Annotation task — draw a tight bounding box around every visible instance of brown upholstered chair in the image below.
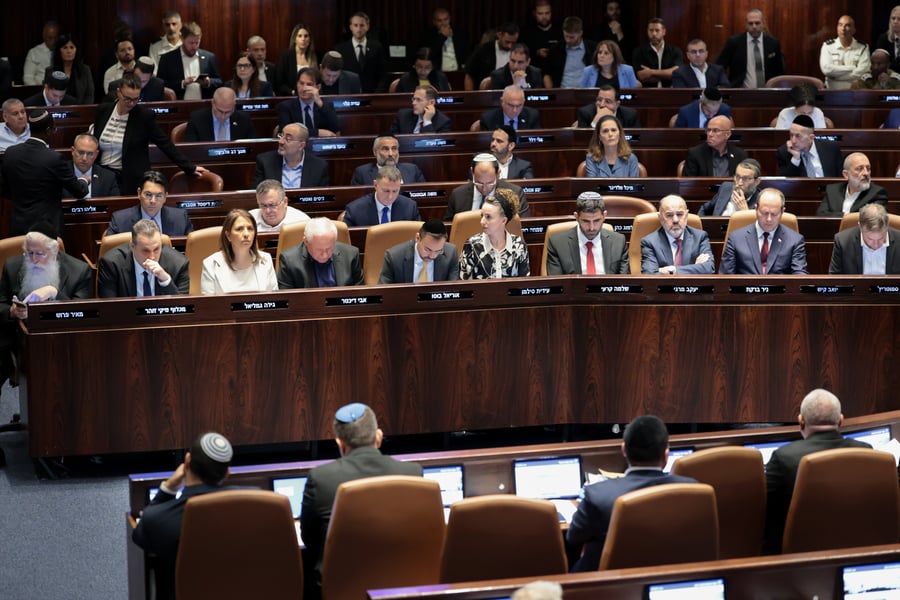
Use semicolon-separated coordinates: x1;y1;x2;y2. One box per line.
388;78;400;93
469;118;481;132
782;447;900;554
440;495;568;583
168;170;224;194
628;212;703;275
765;75;825;89
599;483;719;570
321;475;445;600
184;226;222;295
362;220;423;285
602;196;656;217
676;160;685;176
274;219;350;270
162;87;177;101
478;76;492;90
839;211;900;232
175;490;303;600
673;446;766;558
0;235;66;268
722;209;799;251
170;122;188;143
448;210;523;254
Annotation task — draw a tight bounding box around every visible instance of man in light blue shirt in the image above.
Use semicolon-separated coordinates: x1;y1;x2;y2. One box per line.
0;99;30;151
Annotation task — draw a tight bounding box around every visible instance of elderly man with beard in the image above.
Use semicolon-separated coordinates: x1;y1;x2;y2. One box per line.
817;152;888;216
349;135;425;186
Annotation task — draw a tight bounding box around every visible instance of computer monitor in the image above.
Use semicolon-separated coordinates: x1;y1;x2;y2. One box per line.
844;426;892;449
842;561;900;598
271;476;308;519
744;440;791;464
647;577;725;600
147;486;182;503
422;464;465;506
663;447;694;473
513;456;583;500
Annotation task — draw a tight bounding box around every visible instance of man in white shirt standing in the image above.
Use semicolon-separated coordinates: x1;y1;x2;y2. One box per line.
102;38;136;94
23;22;59;85
820;15;870;89
148;11;183;74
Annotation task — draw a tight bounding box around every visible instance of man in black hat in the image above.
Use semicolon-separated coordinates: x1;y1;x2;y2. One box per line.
566;415;697;572
776;114;843;178
23;70;78;107
132;432;234;600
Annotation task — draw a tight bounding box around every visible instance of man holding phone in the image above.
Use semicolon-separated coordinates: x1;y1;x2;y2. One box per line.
157;21;222;99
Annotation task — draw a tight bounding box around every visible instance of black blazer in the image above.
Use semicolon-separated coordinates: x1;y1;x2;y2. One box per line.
817;182;889;216
273;49;313;96
671;63;732;88
64;162;120;198
479;106;541;131
716;33;785;87
682;142;748;177
156;49;223;99
105;76;166;103
277;98;341;136
342;193;422;227
184;107;257;142
505;156;533;179
0;253;93;318
277;241;363;289
98;243;190;297
576;104;641;128
631;43;684;88
106;205;194;237
445;180;528;220
488;65;545;90
253;150;330;188
830;226;900;274
421;28;470;72
350;162;425;186
776;139;843;178
22;91;79;107
320;71;362;95
379;239;460;283
335;39;388;93
390;108;453;134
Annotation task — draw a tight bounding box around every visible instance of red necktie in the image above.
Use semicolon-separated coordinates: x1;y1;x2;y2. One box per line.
674;238;683;266
585;241;596;274
760;232;770;274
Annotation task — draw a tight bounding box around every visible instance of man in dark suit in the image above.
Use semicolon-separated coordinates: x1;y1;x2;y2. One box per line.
277;67;341;137
253;122;330;189
22;70;78;107
379;219;460;284
829;203;900;274
673;86;731;128
776;115;843;178
817;153;886;216
318;51;362;95
764;389;872;553
682;115;748;177
132;432;233;600
545;16;596;88
479;85;541;131
490;125;533;179
98;219;189;297
716;9;785;87
335;12;388;93
546;191;629;275
350;135;426;186
105;57;165;103
390;85;452;135
567;415;698;572
719;189;808;275
277;217;363;289
488;43;547;90
1;111;88;237
246;35;276;86
445;153;529;220
106;170;193;237
698;159;763;216
672;39;731;88
632;18;683;88
576;86;640;129
641;195;714;274
420;8;469;73
301;403;422;596
65;134;119;199
342;166;422;227
156;22;222;100
466;22;519;90
184;88;255;142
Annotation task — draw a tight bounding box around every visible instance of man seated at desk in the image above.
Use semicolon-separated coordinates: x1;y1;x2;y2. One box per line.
349;135;425;186
277;67;341;137
816;152;888;216
545;191;629;275
65;134;120;199
379;219;460;284
775;114;843;178
698;158;763;217
641;195;714;274
183;87;255;142
106;170;194;237
98;219;189;297
444;153;529;220
390;84;452;135
249;179;309;233
490;125;533;179
829;203;900;274
253;122;330;189
342;166;422;227
277;217;363;289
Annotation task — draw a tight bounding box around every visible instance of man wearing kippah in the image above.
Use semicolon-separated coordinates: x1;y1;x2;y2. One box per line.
22;71;77;107
566;415;697;572
132;432;234;600
301;403;422;599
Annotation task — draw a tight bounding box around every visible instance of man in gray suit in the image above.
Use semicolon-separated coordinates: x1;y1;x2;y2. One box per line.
349;135;426;186
546;191;629;275
277;217;363;289
829;203;900;274
98;219;189;297
641;195;714;274
379;219;459;284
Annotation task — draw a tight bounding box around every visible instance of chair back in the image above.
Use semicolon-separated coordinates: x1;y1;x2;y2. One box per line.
175;490;303;600
629;212;703;275
469;119;481;132
782;447;900;553
162;87;177;101
722;209;799;250
576;161;587;177
638;162;648;177
839;211;900;232
388;78;400;93
765;75;825;89
363;221;423;285
668;114;678;127
321;475;445;600
185;226;222;295
601;196;656;217
478;76;492;90
0;236;66;268
169;170;225;194
673;447;765;558
275;220;351;270
170;122;188;144
599;483;718;570
676;160;685;176
449;210;523;254
440;495;567;583
541;221;576;276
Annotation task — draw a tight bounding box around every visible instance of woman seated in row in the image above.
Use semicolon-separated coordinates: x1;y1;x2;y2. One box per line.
231;52;273;98
275;24;317;96
201;209;277;294
460;188;530;279
48;34;94;104
585;115;639;177
579;40;638;91
394;47;451;93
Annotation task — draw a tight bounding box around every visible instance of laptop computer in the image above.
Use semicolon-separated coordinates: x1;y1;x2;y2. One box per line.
663;447;694;473
744;440;791;464
423;464;464;522
272;475;308;546
513;456;583;523
647;577;725;600
842;561;900;598
844;426;892;449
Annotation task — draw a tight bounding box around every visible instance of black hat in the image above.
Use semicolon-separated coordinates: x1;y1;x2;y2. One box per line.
27;110;54;135
701;86;722;102
792;114;815;129
28;220;58;242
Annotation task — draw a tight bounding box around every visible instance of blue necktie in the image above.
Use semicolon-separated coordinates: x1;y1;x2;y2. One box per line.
142;271;152;297
380;206;389;224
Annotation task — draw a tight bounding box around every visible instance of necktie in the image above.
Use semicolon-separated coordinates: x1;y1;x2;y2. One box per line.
760;232;770;274
752;39;765;87
357;44;366;68
304;105;313;130
674;238;683;266
142;271;152;297
216;119;226;141
413;118;423;133
508;118;516;129
801;152;816;177
381;206;390;224
417;263;429;282
585;241;596;274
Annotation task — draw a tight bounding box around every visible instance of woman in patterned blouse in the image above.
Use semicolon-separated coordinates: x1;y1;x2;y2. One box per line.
459;188;530;279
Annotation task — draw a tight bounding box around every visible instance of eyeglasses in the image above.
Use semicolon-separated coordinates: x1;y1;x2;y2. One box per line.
235;63;254;69
257;201;285;210
119;91;140;104
706;128;729;135
734;175;757;182
688;49;707;55
277;133;300;142
473;179;497;188
141;191;165;201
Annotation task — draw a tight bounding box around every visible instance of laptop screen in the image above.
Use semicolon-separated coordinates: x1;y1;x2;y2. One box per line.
663;447;694;473
744;440;791;464
844;426;892;449
647;577;725;600
513;456;583;500
422;464;465;507
843;561;900;598
272;476;308;519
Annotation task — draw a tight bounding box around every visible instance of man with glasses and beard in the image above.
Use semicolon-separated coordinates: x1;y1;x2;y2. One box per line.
817;152;888;216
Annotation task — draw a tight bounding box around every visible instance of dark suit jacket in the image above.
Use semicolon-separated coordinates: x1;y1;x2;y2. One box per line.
273;49;313;96
0;253;93;320
350;162;425;186
390;108;452;134
335;39;388;93
64;163;120;198
260;60;277;89
105;76;165;103
479;106;541;131
674;101;732;128
22;91;79;106
379;239;460;283
829;226;900;274
567;470;698;572
631;43;683;88
277;241;363;289
875;34;900;74
546;227;629;275
817;182;888;216
1;138;88;237
320;71;362;95
546;39;597;87
719;223;808;274
342;193;422;227
98;243;190;297
671;63;731;88
764;431;871;553
716;33;785;87
776;139;843;178
156;49;222;99
682;142;748;177
445;181;529;220
422;28;470;73
394;70;451;93
641;226;715;274
253;150;330;188
93;102;195;194
106;205;193;237
488;65;545;90
504;156;533;179
576;104;641;128
698;182;762;216
466;41;503;86
277;98;341;137
184;107;256;142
